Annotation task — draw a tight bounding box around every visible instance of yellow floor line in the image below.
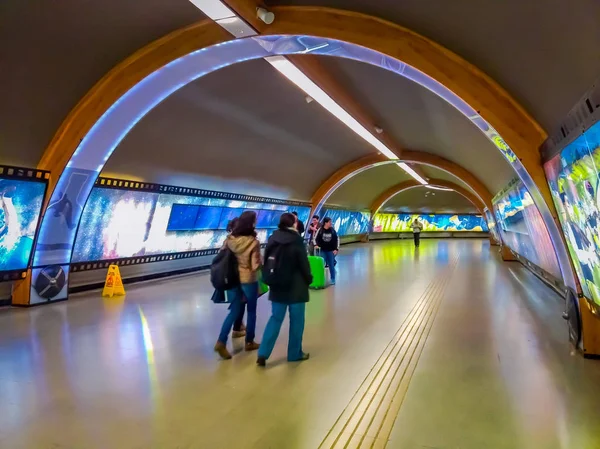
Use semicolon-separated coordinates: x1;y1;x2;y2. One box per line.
319;254;460;449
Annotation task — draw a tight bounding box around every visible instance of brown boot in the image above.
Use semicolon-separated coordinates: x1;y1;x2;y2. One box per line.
245;341;260;352
214;341;232;360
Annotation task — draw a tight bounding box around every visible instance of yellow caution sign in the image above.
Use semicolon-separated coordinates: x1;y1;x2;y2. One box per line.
102;264;126;298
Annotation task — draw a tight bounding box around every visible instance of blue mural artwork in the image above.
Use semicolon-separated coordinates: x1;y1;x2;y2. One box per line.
72;187;310;263
320;209;371;236
544;120;600;305
0;178;46;272
373;213;488;233
493;180;561;280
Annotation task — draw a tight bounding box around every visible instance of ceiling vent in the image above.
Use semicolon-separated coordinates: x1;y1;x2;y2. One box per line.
541;78;600;162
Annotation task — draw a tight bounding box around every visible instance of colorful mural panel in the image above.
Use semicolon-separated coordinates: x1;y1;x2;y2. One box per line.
72;187;310;262
373;214;488;233
493;180;561;280
544;120;600;304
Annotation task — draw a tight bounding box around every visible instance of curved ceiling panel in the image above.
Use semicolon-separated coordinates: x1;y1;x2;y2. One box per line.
104;59;373;200
313;57;516;194
0;0;205;167
381;188;480;214
268;0;600;131
328;164;473;210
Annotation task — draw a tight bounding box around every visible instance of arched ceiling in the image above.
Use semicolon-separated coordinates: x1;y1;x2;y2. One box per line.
103;58;372;200
267;0;600;131
0;0;206;167
1;0;598;207
381;188;480;215
104;53;513;201
327;164;472;210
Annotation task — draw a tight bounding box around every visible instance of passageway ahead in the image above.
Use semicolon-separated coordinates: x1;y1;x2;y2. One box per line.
1;240;599;448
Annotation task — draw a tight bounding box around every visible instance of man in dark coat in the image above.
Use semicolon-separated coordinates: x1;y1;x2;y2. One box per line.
257;213;312;366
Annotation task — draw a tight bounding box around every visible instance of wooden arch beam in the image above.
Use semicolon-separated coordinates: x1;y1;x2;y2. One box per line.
37;6;547;206
370;179;486;216
18;5;578;307
311;152;494;214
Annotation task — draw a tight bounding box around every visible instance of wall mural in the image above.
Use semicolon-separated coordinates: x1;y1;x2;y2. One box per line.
320;208;371;236
72;187;310;263
373;214;488;233
544;120;600;305
484;209;501;243
493;180;561;280
0;178;46;273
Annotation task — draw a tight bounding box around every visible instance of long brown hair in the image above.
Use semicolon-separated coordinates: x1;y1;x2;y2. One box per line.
232;210;257;237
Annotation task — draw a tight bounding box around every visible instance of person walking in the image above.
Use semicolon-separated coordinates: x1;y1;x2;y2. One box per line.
257;213;312;366
225;217;246;339
411;217;423;247
291;211;305;236
214;211;261;359
306;215;320;256
315;217;339;285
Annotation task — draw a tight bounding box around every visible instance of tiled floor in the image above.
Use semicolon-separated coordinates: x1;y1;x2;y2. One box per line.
1;240;599;449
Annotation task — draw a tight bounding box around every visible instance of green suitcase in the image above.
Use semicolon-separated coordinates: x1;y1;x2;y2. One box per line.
308;255;326;289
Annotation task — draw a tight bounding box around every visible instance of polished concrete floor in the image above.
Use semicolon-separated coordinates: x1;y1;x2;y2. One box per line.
1;240;600;449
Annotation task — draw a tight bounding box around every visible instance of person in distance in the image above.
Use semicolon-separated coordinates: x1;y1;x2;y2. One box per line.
306;215;320;256
315;217;339;285
411;217;423;248
225;217;247;339
214;211;262;360
291;211;305;236
257;212;312;367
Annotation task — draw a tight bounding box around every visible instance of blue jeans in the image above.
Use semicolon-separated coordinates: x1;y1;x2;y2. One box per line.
322;251;336;281
258;302;306;361
218;282;258;344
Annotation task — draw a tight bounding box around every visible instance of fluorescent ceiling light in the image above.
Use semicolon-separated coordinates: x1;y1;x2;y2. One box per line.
427;185;453;191
397;162;428;185
188;0;236;20
265;56;399;161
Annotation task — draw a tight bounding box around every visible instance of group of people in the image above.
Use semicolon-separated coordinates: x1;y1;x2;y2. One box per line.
213;210;339;366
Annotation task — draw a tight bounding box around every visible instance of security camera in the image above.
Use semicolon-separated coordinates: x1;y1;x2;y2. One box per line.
257;7;275;24
305;96;314;104
374;126;384;134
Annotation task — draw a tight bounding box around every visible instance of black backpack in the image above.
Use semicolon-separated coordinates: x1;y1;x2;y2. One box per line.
262;243;292;287
210;247;240;291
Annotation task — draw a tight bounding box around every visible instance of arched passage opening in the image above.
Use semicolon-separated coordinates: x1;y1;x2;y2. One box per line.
14;8;576;306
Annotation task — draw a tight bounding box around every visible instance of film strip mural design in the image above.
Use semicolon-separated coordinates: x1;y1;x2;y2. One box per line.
0;165;50;282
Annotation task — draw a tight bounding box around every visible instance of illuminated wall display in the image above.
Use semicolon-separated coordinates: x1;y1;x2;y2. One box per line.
72;186;310;263
484;209;501;243
493;180;561;280
544;120;600;305
29;33;577;301
0;177;46;274
373;213;488;233
320;208;371;236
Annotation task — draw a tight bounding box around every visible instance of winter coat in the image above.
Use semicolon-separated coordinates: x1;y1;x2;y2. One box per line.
264;228;312;304
224;235;262;284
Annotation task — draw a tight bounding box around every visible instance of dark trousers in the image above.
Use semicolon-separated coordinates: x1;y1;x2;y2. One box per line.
413;232;420;247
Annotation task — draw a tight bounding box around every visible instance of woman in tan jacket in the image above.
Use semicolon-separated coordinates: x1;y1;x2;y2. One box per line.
215;210;262;359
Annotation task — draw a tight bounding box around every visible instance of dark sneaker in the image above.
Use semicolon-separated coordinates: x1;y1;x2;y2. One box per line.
245;341;260;352
214;341;232;360
256;356;266;367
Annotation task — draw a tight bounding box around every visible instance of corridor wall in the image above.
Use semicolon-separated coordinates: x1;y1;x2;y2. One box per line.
319;208;371;237
544;120;600;306
492;179;562;280
372;213;488;233
72;183;310;263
